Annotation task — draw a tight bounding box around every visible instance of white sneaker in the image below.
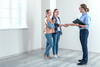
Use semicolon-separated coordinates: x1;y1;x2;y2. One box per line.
54;55;58;58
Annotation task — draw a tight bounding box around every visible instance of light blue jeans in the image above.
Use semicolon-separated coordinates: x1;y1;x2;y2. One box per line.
45;33;54;56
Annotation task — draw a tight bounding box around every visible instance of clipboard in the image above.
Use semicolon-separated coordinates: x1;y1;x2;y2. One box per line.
73;19;86;25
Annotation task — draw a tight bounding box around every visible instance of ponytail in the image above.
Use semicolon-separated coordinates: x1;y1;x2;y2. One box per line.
80;4;90;12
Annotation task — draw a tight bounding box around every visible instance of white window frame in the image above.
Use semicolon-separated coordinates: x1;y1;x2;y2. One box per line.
0;0;27;30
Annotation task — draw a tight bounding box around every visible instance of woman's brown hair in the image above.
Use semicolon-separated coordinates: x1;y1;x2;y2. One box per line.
53;9;58;17
45;9;50;17
80;4;89;12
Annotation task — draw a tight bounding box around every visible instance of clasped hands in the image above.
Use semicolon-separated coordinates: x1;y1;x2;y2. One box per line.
59;24;86;28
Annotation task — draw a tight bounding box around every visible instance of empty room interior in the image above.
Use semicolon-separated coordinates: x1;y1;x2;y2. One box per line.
0;0;100;67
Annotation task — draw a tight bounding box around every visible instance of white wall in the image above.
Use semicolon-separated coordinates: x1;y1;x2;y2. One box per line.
28;0;42;50
50;0;56;11
0;0;42;58
0;30;24;58
57;0;100;53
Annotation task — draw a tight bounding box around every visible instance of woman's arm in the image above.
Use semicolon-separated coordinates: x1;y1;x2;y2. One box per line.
79;25;86;28
46;18;55;28
63;24;79;27
48;18;54;24
70;24;86;27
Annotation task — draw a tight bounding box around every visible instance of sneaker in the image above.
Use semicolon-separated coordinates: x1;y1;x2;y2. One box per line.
54;55;58;58
44;55;52;59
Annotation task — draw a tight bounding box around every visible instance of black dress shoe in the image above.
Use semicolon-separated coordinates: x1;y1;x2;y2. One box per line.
77;62;87;65
78;59;83;62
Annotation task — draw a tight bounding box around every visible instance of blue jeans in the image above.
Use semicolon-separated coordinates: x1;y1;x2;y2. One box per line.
45;33;54;56
80;29;89;63
52;31;61;55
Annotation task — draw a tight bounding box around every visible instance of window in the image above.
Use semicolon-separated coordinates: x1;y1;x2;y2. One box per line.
0;0;27;29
